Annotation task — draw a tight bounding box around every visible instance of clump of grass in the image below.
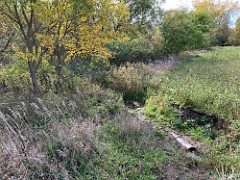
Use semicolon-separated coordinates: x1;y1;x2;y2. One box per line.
108;62;151;103
0;109;56;179
206;138;240;179
0;77;125;178
144;93;179;127
97;116;168;179
0;104;169;179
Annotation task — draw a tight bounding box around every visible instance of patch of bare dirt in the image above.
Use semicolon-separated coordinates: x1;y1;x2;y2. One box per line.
180;106;225;130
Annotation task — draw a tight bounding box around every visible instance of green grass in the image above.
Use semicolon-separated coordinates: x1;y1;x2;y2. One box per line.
44;120;169;179
163;47;240;121
145;46;240;176
96;121;168;179
146;47;240;127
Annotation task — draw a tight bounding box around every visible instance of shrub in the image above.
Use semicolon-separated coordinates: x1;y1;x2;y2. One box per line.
67;56;109;84
160;10;211;55
108;63;150;103
144;94;179;127
0;66;32;97
0;57;57;97
107;38;156;66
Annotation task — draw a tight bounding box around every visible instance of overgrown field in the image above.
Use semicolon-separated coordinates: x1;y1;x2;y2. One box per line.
0;62;214;179
1;0;240;178
0;79;169;179
145;46;240;178
2;47;240;179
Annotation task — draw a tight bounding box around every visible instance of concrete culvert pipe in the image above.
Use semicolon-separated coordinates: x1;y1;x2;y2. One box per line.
171;133;197;153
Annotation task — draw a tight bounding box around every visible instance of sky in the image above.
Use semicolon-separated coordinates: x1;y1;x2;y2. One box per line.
162;0;239;27
162;0;193;11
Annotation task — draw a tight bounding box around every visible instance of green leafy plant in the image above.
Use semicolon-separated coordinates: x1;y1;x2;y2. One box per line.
144;94;180;126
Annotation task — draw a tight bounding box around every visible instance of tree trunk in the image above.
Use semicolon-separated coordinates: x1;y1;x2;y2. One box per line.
28;61;40;96
55;55;63;93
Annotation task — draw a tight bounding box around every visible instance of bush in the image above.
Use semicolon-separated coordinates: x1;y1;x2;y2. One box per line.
160;10;211;55
144;94;179;127
67;56;109;84
0;66;31;97
0;56;57;97
107;38;157;66
108;63;150;103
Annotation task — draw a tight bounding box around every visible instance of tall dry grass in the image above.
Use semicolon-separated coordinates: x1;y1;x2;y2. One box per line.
0;77;125;179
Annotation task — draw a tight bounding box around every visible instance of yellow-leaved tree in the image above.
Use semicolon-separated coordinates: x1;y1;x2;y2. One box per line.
0;0;50;95
36;0;129;91
0;0;129;95
0;13;14;62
